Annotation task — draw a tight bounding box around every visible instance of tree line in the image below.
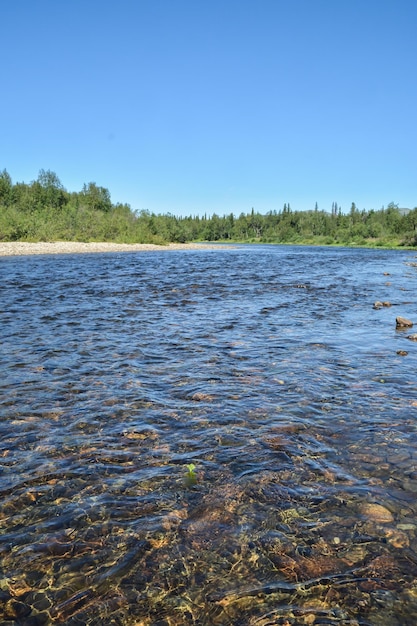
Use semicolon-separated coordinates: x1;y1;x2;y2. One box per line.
0;169;416;247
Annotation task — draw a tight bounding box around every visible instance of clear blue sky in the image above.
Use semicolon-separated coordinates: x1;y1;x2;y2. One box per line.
2;0;416;216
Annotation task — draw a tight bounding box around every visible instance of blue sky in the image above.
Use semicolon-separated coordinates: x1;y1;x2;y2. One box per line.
2;0;416;216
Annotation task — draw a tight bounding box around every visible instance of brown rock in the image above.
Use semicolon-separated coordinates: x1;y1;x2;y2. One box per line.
4;600;31;619
396;316;413;328
407;334;417;341
385;528;409;548
359;502;394;523
191;392;215;402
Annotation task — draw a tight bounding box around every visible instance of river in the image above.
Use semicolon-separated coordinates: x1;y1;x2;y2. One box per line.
1;244;417;625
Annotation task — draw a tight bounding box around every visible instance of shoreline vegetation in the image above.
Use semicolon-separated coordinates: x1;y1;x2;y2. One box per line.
1;169;416;250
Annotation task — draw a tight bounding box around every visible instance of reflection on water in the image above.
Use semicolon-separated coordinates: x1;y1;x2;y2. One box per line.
1;244;417;625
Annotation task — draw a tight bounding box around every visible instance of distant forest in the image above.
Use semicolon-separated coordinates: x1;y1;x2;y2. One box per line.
1;169;416;247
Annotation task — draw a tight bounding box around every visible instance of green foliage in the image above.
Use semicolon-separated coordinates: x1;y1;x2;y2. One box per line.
185;463;197;486
36;169;67;209
0;169;12;206
0;168;416;247
81;182;112;212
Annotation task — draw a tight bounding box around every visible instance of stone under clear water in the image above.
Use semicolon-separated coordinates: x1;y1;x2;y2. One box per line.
1;244;417;625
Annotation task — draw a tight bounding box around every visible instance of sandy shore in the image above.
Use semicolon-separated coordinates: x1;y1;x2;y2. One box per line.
0;241;230;257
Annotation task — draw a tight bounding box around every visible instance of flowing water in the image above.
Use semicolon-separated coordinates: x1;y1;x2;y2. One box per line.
1;244;417;626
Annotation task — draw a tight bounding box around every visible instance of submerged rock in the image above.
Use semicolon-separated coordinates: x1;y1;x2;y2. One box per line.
396;316;413;329
359;502;394;523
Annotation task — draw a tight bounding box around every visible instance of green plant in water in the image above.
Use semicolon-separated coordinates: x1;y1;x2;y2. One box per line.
185;463;197;486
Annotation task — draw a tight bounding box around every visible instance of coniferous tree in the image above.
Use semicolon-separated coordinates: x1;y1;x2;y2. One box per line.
0;169;12;206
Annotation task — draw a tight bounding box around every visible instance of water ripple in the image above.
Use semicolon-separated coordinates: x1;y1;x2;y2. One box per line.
1;245;417;625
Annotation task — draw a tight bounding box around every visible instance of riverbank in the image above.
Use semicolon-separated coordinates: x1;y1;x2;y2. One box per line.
0;241;230;257
215;237;414;250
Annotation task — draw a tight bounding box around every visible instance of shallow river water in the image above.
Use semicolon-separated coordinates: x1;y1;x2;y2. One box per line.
1;244;417;626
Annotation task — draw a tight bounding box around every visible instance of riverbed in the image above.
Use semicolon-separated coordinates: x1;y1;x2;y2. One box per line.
1;244;417;625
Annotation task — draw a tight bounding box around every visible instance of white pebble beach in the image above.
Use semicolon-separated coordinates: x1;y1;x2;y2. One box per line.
0;241;228;257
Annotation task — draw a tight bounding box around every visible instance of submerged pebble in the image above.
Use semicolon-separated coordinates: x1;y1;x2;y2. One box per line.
359;503;394;523
1;246;417;625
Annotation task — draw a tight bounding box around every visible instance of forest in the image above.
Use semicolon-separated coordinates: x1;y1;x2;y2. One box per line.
1;168;416;247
